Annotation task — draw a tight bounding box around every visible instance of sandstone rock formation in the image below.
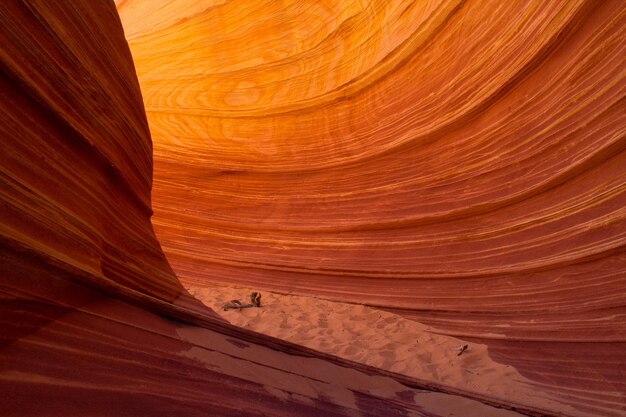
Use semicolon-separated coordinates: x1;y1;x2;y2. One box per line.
1;0;624;416
115;0;626;415
2;2;525;416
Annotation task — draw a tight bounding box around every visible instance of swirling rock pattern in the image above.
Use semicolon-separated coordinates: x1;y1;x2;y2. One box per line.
2;2;524;416
117;0;626;415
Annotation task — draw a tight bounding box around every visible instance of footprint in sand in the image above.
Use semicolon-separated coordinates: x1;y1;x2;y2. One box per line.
381;357;397;369
341;344;359;356
426;364;440;379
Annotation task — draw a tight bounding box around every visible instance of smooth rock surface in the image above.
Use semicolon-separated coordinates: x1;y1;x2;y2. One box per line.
2;2;523;416
116;1;626;415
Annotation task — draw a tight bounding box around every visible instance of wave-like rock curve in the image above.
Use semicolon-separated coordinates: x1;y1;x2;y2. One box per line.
116;0;626;415
1;2;519;416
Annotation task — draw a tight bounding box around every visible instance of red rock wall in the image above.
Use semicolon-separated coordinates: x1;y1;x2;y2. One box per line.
3;2;490;416
2;0;622;415
0;0;183;304
117;0;626;415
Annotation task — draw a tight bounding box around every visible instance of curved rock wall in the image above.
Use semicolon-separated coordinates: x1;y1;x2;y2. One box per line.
117;0;626;415
0;0;183;304
3;2;486;416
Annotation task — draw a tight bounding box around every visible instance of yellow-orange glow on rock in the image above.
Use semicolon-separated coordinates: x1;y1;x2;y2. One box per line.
1;0;624;415
5;2;513;416
117;1;626;415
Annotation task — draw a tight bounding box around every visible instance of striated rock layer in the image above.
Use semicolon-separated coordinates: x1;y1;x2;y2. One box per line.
116;0;626;415
0;2;526;416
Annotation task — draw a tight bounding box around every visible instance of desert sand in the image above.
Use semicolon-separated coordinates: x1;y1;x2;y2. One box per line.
189;283;580;416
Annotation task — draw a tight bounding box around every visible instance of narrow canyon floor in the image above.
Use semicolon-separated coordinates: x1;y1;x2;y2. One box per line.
188;283;580;417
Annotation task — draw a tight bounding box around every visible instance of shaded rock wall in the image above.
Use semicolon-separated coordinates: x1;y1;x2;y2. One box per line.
117;0;626;415
0;0;182;304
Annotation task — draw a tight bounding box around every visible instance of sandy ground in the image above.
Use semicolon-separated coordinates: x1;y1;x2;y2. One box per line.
188;283;579;416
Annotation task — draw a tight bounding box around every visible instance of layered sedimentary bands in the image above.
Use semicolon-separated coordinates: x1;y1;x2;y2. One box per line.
115;0;626;416
1;0;624;416
0;2;527;416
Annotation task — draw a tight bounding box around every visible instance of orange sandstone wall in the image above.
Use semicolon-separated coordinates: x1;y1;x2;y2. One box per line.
117;0;626;414
119;0;625;318
2;2;469;416
0;0;183;304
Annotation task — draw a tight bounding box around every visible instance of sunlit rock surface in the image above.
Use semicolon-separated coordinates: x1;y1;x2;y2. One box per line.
116;0;626;415
0;2;527;416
